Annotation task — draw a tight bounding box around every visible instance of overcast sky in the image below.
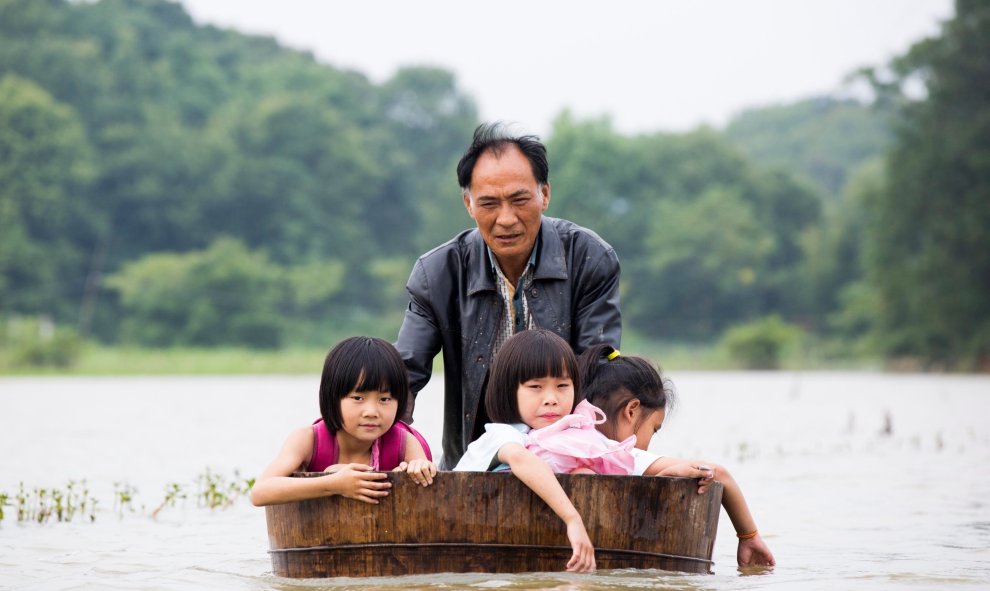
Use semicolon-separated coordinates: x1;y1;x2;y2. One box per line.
179;0;954;135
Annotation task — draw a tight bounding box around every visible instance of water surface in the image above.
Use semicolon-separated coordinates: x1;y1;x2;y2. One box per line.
1;372;988;590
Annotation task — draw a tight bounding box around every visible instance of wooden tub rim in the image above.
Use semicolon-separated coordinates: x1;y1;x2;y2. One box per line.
268;541;715;568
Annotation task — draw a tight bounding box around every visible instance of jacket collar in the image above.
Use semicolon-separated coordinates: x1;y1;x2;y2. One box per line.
532;217;569;281
467;217;567;295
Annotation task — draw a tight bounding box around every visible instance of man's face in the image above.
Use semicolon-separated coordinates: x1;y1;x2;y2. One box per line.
463;145;549;273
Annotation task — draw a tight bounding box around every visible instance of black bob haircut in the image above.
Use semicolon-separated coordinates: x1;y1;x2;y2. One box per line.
318;336;410;431
456;121;549;191
485;329;583;424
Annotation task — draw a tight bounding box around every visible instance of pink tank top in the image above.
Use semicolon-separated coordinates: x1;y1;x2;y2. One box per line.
306;419;432;472
525;400;636;475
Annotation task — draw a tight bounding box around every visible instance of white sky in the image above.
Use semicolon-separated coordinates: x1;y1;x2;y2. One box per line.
179;0;954;135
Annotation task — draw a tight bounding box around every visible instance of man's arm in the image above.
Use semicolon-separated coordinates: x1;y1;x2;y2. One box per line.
394;259;443;421
572;245;621;354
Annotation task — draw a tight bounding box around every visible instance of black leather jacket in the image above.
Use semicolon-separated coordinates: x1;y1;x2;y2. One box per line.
395;216;622;468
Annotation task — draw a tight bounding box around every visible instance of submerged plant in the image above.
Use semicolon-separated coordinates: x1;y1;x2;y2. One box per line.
5;469;254;526
151;482;187;519
62;480;96;523
0;491;9;524
3;481;98;524
35;488;52;523
196;468;256;510
113;482;138;518
16;483;28;522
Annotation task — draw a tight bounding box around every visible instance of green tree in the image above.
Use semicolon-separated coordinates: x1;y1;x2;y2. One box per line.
725;97;891;200
633;187;775;338
0;0;488;345
720;314;804;369
106;238;286;348
864;0;990;367
378;66;478;253
213;93;374;264
802;159;884;346
0;74;96;321
548;115;820;341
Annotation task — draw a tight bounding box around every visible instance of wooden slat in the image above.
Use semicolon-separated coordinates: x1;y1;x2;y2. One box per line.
265;471;722;577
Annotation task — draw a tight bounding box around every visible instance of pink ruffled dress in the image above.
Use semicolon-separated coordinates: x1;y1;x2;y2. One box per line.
524;400;636;475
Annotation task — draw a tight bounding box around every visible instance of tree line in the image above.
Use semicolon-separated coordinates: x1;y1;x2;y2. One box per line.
0;0;986;369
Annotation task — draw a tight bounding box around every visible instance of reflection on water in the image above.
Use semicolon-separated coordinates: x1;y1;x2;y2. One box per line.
1;372;989;590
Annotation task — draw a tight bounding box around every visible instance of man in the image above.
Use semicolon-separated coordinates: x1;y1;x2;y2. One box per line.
395;122;621;468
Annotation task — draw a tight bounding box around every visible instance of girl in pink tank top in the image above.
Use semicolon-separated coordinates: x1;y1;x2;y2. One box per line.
251;336;436;507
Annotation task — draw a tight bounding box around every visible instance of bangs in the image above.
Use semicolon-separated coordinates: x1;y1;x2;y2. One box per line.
485;329;582;423
319;336;410;431
333;342;408;398
513;334;575;383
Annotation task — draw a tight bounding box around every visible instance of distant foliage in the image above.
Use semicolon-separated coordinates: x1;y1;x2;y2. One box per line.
107;238;288;348
720;315;804;370
0;0;477;344
548;115;822;339
1;316;83;368
1;0;982;368
861;0;990;368
725;97;891;201
0;74;96;322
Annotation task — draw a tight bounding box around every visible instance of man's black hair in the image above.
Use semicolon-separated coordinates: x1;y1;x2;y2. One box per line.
456;121;549;190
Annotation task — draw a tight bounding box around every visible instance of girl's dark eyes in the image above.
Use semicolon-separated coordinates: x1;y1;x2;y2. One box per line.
349;395;392;403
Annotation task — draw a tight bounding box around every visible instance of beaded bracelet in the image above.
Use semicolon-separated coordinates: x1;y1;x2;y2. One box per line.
737;530;759;540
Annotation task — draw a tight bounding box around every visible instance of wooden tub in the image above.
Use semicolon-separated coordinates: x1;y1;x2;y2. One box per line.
265;471;722;578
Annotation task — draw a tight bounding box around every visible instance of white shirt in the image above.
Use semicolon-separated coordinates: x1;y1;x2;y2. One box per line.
453;423;529;471
453;422;662;475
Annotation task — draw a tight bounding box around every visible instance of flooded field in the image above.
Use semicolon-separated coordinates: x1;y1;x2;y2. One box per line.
1;372;988;590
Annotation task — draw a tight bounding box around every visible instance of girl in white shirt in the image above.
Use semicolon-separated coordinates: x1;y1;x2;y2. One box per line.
453;329;597;572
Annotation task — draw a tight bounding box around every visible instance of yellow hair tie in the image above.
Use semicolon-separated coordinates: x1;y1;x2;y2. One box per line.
737;530;759;540
607;349;621;361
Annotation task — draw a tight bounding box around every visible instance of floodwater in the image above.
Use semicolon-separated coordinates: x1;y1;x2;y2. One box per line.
1;371;988;590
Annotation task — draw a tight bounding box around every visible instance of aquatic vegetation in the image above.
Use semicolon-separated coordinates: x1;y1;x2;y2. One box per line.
150;482;187;519
196;469;255;510
0;481;98;526
0;470;255;526
113;482;138;517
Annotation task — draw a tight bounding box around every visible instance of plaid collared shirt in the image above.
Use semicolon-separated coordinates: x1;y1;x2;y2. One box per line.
489;242;539;355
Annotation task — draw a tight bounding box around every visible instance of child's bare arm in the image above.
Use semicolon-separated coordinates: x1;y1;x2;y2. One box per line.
250;427;391;506
703;462;775;566
498;443;596;573
643;456;775;566
641;457;717;492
